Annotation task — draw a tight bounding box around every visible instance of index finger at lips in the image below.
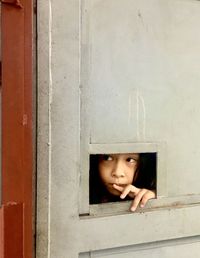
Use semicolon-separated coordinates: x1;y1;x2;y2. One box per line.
120;185;133;199
113;184;124;192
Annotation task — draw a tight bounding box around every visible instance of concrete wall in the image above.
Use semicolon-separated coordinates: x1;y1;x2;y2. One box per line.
37;1;200;257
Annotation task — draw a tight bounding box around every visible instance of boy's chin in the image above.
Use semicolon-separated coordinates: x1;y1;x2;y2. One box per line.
107;187;121;196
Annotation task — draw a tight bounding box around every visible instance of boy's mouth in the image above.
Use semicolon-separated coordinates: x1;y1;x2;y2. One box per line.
115;184;127;187
109;183;127;187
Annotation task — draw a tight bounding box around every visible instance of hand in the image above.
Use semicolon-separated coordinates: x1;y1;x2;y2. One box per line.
113;184;156;212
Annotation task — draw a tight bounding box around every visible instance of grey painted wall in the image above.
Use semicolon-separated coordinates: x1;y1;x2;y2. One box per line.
37;0;200;257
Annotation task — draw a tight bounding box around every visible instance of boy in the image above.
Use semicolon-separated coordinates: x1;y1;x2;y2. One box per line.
90;153;156;212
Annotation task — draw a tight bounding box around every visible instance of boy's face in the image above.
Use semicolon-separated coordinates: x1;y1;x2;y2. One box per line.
98;153;139;196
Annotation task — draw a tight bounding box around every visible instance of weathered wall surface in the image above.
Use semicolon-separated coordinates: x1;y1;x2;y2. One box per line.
37;1;200;257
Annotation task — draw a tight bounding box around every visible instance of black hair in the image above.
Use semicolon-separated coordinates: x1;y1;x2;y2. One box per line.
89;153;156;204
133;153;156;190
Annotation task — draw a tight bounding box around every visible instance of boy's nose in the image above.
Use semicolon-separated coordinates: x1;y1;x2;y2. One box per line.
112;162;125;178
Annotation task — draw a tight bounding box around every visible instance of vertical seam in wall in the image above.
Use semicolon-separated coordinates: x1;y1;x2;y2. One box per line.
48;1;52;257
78;0;82;214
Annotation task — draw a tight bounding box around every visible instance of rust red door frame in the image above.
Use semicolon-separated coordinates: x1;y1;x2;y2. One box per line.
1;0;34;257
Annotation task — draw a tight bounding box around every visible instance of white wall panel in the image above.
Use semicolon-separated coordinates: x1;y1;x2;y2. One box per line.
38;0;200;257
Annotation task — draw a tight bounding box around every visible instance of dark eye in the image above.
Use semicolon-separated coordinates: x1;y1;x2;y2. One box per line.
102;155;113;161
126;157;137;163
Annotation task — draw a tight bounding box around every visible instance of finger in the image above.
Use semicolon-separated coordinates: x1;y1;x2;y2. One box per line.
120;185;133;199
140;190;156;208
130;189;147;212
120;184;140;199
113;184;124;192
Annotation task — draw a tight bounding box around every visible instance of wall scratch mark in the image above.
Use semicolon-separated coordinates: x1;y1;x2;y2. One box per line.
128;94;132;125
138;9;148;32
139;94;146;141
136;90;140;140
136;90;146;141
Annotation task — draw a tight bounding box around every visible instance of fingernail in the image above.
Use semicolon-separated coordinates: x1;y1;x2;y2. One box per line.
120;194;124;199
140;204;144;208
131;207;136;212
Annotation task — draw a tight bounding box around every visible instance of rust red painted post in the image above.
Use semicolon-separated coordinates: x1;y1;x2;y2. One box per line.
0;203;23;258
0;207;3;258
1;0;34;257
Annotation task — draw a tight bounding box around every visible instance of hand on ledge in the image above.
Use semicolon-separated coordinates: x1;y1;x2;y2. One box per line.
113;184;156;212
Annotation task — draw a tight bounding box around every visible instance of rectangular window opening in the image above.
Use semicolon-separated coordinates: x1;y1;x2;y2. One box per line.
89;153;157;206
79;143;166;217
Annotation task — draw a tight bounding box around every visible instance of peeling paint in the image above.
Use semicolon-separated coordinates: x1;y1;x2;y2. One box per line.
1;0;23;9
22;114;28;126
